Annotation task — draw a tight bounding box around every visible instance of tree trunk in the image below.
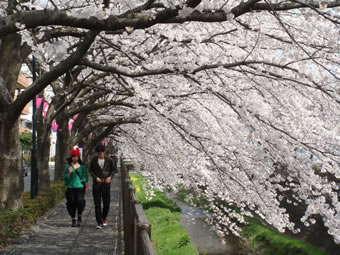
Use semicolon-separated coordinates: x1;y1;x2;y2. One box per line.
37;131;51;192
36;98;52;192
54;114;69;180
0;34;24;209
0;119;23;209
37;140;51;192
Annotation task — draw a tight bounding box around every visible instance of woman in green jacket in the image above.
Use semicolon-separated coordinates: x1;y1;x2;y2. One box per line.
63;146;88;227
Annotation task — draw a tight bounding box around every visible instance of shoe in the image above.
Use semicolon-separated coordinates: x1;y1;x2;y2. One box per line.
77;215;82;226
96;224;102;229
72;219;76;227
103;219;107;226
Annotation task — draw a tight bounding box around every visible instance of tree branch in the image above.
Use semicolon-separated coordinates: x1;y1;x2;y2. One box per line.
2;1;339;36
10;30;99;123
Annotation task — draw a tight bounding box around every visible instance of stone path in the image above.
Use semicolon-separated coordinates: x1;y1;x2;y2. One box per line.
0;172;124;255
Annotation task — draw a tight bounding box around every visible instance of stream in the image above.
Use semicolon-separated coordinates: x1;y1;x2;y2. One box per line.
166;192;243;255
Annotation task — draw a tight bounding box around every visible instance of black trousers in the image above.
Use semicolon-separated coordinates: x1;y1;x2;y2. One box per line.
93;183;111;225
65;188;85;218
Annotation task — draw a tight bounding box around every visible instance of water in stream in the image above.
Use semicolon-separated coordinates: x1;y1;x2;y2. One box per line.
166;193;242;255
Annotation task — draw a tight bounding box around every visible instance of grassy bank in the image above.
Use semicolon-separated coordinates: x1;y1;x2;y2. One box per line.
242;218;325;255
177;185;326;255
0;181;66;249
130;173;199;255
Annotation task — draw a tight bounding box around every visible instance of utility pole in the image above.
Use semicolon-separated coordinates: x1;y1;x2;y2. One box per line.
31;56;38;199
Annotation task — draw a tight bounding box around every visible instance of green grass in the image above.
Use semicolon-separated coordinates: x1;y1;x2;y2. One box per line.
0;181;66;249
241;219;326;255
130;173;198;255
176;185;326;255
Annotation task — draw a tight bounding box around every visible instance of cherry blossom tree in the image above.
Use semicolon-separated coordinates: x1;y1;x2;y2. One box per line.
0;36;97;209
0;0;339;251
78;0;340;249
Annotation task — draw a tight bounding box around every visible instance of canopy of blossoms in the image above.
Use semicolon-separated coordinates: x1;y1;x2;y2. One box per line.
1;0;339;244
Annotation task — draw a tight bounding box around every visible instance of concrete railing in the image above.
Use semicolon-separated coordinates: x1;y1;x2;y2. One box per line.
120;158;155;255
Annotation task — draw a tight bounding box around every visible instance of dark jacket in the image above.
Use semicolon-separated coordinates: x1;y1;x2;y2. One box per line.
89;156;115;184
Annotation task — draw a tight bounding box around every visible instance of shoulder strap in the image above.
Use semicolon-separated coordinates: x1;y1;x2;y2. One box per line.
73;166;84;185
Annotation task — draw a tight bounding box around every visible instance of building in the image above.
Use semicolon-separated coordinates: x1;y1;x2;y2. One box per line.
16;73;32;134
16;72;57;161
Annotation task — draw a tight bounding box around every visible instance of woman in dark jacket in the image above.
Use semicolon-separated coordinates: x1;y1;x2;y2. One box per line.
63;146;88;227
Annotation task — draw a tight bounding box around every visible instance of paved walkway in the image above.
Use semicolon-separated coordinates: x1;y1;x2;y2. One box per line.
23;162;55;193
1;172;124;255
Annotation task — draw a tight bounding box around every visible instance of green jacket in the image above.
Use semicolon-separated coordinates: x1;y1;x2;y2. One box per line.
63;164;88;189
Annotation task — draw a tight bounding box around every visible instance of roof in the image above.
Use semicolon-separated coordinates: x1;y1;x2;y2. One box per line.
16;74;30;89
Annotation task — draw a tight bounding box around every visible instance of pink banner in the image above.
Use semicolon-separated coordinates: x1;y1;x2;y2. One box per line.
51;120;58;132
43;111;47;119
36;97;43;108
68;120;74;132
73;114;79;120
43;101;49;111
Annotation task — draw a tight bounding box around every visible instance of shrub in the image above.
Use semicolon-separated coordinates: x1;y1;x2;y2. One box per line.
0;181;66;249
176;235;191;248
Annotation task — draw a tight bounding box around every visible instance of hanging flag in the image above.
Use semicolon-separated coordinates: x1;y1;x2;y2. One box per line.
51;120;58;132
42;102;48;119
73;114;79;120
36;97;43;108
43;101;49;111
68;119;74;132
